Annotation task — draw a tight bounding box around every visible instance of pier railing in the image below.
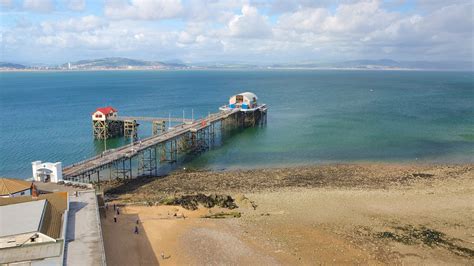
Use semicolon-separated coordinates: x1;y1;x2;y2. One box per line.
63;106;267;182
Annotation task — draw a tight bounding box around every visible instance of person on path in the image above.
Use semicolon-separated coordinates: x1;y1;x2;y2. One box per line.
134;225;139;234
136;219;140;225
113;204;116;210
114;215;117;223
116;207;120;215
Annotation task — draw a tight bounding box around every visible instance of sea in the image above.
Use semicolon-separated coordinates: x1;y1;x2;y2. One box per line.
1;70;473;179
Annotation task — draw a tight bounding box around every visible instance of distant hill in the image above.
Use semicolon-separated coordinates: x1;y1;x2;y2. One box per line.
1;58;471;71
270;59;473;71
62;57;187;69
0;62;27;69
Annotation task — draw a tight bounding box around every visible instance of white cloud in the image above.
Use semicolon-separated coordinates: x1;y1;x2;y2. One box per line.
41;16;108;34
1;0;472;64
105;0;183;20
278;0;398;34
185;0;245;22
278;8;330;32
228;5;272;38
23;0;54;13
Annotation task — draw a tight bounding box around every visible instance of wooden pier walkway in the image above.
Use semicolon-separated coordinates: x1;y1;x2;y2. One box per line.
116;116;194;123
63;109;241;180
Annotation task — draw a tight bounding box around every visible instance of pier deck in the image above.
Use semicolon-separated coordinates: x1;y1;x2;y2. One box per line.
116;116;194;123
63;109;241;179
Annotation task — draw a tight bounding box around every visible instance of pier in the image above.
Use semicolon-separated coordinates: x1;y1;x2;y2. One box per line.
63;93;267;183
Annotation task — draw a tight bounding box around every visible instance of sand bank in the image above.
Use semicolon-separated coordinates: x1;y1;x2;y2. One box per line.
101;163;474;265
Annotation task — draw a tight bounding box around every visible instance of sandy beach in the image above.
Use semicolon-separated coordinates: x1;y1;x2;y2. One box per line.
101;163;474;265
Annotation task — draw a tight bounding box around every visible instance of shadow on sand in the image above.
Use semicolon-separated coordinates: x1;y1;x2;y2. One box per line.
101;208;160;265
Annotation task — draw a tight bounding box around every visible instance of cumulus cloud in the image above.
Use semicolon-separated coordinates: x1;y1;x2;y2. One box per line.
228;5;272;38
41;16;108;34
185;0;245;22
23;0;54;13
105;0;183;20
1;0;472;64
278;0;398;34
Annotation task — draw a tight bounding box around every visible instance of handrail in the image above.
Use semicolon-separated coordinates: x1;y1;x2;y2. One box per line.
63;109;239;176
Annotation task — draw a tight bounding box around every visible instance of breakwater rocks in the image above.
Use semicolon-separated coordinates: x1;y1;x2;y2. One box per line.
162;194;238;210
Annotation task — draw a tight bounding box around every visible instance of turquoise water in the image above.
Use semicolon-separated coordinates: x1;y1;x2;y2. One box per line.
1;70;473;179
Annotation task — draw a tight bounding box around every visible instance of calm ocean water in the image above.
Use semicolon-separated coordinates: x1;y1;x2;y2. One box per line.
1;70;473;179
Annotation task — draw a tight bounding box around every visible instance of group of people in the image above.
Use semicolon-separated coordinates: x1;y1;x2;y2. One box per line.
105;202;139;234
104;202;170;260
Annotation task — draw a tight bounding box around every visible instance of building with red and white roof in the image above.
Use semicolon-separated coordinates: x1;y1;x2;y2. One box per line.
92;106;118;121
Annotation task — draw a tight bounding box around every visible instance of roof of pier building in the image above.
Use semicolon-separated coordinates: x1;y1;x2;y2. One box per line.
94;106;117;115
235;92;257;100
229;92;258;107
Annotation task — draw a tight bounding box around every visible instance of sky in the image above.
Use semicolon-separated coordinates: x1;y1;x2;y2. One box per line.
0;0;473;65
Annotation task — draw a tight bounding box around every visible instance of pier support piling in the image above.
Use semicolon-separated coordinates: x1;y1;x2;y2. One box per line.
124;120;138;140
138;148;157;177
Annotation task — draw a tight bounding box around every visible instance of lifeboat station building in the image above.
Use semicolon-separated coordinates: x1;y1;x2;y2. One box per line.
228;92;258;110
92;106;118;121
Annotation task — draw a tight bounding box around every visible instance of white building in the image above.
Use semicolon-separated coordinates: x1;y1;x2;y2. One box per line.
32;161;63;183
92;106;118;121
228;92;258;110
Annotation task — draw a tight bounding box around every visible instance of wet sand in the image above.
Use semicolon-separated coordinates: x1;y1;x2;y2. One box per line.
101;163;474;265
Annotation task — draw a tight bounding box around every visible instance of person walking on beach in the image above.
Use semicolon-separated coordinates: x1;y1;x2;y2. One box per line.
134;225;139;234
116;207;120;215
114;215;117;223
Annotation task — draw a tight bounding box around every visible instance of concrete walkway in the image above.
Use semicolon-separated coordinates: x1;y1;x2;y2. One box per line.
65;190;106;266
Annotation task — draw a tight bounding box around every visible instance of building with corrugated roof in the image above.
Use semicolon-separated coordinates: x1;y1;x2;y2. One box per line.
0;177;34;198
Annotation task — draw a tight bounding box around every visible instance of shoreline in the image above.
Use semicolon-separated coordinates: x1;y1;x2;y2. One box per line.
2;68;472;73
103;162;474;201
101;162;474;264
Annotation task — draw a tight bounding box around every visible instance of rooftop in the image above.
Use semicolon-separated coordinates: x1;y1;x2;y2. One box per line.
0;177;32;196
0;192;68;239
0;200;46;238
95;106;117;115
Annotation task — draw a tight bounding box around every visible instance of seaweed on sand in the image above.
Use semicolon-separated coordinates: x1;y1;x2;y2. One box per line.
376;225;474;258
